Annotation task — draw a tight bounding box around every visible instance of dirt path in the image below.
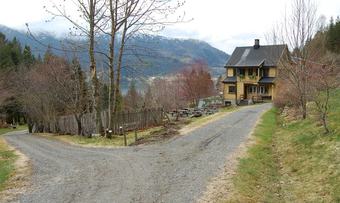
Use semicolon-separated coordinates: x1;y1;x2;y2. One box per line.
4;103;271;203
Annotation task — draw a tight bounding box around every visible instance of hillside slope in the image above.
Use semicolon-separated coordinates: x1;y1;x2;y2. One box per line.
224;90;340;202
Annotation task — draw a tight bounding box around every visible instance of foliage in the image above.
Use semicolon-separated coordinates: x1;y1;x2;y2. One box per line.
0;32;36;125
326;17;340;53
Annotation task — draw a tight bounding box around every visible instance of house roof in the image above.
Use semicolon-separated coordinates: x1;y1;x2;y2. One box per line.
222;76;237;83
225;44;287;68
258;77;276;84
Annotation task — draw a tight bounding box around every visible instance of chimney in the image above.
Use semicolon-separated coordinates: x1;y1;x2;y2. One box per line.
254;39;260;49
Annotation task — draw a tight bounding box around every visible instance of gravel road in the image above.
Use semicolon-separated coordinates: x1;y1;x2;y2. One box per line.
4;103;271;203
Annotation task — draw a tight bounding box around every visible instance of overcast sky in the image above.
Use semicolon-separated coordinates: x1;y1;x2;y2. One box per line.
0;0;339;54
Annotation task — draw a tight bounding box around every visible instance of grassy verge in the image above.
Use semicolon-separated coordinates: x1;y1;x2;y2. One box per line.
0;125;27;191
226;108;281;202
39;126;165;147
225;90;340;202
0;138;17;191
0;125;27;135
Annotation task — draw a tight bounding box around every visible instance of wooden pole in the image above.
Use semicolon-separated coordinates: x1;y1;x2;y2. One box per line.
124;129;127;146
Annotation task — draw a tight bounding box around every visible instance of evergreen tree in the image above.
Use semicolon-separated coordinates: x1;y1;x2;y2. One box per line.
22;45;35;68
326;16;340;53
125;81;141;111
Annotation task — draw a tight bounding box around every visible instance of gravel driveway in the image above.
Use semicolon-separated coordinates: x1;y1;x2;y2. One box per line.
4;103;271;203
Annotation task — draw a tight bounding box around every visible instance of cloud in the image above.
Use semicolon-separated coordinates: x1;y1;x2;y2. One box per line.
1;0;340;54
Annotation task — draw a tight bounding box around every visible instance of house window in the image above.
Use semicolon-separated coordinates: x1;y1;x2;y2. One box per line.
228;86;236;94
260;69;269;77
239;69;245;76
248;68;253;76
259;86;269;94
248;86;257;93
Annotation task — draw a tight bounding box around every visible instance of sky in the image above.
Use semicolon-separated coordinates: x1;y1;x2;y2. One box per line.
0;0;339;54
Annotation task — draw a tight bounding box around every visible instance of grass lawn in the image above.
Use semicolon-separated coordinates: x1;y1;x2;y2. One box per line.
40;126;165;147
225;90;340;202
0;125;27;191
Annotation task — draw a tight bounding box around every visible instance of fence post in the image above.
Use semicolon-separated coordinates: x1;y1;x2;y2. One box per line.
134;123;138;142
121;126;127;146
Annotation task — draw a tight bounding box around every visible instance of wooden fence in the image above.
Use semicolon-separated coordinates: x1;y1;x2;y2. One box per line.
34;108;164;136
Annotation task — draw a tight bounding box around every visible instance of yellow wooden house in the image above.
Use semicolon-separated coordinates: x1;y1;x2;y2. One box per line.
223;39;287;105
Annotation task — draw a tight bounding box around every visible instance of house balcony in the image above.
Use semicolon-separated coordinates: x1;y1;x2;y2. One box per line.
237;75;260;84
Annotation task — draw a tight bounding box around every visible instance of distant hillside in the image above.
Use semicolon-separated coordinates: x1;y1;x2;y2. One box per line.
0;24;229;79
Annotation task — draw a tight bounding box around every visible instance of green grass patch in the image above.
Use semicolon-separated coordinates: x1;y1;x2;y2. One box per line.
226;108;282;203
0;138;16;191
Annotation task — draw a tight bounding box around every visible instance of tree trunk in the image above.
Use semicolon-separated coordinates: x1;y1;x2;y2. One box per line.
27;117;33;133
108;0;116;130
114;15;128;113
75;114;82;136
321;112;329;134
89;0;103;135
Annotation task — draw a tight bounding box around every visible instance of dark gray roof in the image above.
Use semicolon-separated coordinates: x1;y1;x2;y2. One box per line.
225;45;287;68
222;76;237;83
258;77;276;84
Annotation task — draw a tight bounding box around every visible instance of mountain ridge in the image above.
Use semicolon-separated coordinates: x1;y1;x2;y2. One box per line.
0;24;229;78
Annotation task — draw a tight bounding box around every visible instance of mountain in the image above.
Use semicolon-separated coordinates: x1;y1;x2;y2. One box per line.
0;25;229;79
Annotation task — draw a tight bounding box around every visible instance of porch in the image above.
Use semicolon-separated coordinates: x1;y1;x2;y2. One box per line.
239;84;273;103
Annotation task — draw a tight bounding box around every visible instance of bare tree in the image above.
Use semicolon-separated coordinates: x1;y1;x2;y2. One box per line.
102;0;185;130
178;61;215;106
47;0;107;134
310;61;338;134
274;0;318;119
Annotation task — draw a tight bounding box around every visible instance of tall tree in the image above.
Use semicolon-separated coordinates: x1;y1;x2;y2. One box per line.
178;61;215;106
103;0;185;128
22;45;35;68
